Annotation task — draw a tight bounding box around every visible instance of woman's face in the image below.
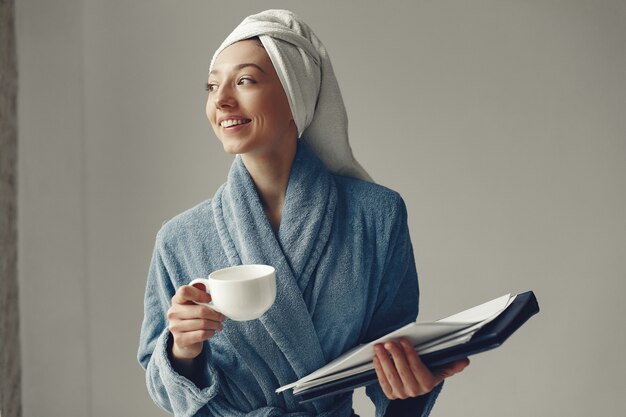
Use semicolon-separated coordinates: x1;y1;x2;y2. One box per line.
206;40;296;157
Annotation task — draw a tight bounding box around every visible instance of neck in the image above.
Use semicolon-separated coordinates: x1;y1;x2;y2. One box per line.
241;140;297;232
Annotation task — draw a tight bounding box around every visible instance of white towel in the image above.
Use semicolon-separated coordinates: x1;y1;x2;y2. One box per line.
209;9;373;182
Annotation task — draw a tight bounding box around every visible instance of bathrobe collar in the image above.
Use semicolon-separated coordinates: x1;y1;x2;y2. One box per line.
212;142;337;408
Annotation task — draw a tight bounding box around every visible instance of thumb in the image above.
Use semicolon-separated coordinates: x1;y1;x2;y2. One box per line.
189;283;212;303
433;358;470;385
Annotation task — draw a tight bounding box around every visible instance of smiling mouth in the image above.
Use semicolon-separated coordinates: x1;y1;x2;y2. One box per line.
220;119;252;128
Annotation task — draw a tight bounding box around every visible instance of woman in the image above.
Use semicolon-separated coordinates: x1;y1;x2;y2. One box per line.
138;9;468;417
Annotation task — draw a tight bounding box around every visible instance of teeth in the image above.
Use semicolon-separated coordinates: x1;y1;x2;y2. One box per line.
221;119;250;128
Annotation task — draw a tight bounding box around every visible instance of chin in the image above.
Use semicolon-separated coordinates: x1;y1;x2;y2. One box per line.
219;140;252;155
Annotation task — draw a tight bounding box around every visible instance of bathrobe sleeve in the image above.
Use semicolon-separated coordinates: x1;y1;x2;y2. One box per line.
137;229;220;417
363;194;443;417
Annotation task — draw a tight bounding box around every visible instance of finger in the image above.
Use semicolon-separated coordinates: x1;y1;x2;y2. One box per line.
168;303;225;322
398;338;437;393
172;285;211;305
375;344;406;399
169;318;224;334
385;340;422;397
174;329;216;347
373;354;395;400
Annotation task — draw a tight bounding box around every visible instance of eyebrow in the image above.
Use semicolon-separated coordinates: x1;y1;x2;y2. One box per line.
209;63;267;76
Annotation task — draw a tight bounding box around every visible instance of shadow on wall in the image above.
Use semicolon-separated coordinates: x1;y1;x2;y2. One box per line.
1;1;21;417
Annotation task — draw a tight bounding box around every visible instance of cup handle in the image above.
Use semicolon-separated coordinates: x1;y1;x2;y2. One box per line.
188;278;223;314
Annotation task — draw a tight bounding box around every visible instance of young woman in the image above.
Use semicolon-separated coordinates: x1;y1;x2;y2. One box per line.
138;9;468;417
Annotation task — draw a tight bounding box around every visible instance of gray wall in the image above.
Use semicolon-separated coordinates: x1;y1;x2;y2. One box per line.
16;1;626;416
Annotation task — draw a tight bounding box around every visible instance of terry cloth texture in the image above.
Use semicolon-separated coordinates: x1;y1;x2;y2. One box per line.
209;9;372;182
138;142;442;416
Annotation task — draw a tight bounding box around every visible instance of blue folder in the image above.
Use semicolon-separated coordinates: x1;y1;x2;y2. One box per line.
295;291;539;404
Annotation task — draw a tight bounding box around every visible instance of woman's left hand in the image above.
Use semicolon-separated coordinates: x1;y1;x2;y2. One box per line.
373;337;470;400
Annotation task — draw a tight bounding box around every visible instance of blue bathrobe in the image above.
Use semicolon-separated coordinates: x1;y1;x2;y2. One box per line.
138;143;442;417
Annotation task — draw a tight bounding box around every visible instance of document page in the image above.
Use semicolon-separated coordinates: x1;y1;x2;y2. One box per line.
277;293;516;393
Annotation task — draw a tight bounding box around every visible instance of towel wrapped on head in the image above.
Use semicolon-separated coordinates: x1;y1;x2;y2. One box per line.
209;9;373;182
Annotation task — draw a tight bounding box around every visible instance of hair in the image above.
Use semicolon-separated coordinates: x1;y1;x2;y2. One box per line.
246;36;265;48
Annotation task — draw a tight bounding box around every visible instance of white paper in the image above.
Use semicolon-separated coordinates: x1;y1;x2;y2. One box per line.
437;293;513;323
277;293;516;394
276;321;472;393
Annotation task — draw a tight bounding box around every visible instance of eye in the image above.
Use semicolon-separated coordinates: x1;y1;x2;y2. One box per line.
205;82;218;93
238;77;256;85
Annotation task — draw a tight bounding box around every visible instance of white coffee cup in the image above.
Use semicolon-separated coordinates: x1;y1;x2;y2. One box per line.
189;264;276;321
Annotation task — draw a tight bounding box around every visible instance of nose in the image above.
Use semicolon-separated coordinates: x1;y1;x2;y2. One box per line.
214;84;236;109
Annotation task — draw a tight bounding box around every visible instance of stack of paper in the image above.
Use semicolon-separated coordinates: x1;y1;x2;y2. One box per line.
277;293;516;396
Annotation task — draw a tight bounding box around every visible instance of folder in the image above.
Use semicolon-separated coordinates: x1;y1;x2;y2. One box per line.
291;291;539;404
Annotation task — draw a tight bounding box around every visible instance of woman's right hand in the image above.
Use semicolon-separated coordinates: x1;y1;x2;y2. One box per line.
167;283;226;360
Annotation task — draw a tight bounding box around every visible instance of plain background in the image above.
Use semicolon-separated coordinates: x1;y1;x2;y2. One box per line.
15;0;625;416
